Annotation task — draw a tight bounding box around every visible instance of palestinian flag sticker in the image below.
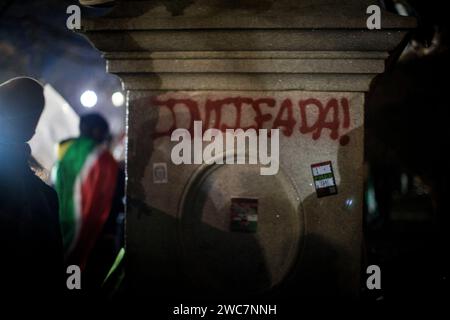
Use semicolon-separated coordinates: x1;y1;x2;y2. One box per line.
311;161;338;198
230;197;258;233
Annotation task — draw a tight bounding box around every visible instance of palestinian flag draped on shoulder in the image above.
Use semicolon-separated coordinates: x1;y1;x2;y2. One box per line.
55;137;118;269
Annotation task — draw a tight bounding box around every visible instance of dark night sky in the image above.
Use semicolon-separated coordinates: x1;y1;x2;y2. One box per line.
0;0;125;134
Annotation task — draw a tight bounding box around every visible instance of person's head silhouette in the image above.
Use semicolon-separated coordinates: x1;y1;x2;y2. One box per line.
0;77;45;144
79;113;110;143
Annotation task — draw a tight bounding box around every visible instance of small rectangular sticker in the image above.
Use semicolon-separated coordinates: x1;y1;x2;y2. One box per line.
311;161;338;198
153;163;168;184
230;198;258;233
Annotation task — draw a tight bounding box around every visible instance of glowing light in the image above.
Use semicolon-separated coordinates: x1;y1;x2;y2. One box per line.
345;198;354;208
112;92;125;107
80;90;97;108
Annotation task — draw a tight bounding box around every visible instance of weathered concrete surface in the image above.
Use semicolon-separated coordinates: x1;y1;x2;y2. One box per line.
117;73;378;92
127;90;364;297
84;0;416;29
81;0;414;299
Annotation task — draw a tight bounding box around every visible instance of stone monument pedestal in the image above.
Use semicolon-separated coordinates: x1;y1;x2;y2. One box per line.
82;0;414;299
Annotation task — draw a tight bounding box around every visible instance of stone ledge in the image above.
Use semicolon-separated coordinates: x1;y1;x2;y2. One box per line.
104;51;389;60
119;73;377;92
107;58;385;74
83;14;416;31
82;0;415;30
85;29;410;52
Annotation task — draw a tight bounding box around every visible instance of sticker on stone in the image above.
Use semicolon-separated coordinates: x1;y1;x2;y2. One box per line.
230;197;258;233
311;161;338;198
153;162;168;184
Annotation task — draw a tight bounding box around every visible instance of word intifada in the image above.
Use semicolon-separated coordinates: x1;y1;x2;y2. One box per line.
171;121;280;176
150;96;351;146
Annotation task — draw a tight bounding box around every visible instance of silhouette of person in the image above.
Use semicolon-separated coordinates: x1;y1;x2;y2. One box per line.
0;77;64;300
